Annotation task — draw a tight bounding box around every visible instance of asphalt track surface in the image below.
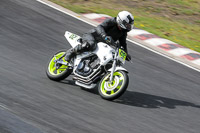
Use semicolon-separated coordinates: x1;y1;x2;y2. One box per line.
0;0;200;133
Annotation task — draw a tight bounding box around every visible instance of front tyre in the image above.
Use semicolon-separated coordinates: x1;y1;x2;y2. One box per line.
46;50;72;81
98;71;129;101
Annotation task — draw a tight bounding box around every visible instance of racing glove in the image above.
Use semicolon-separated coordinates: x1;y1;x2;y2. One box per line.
104;36;113;44
101;34;113;44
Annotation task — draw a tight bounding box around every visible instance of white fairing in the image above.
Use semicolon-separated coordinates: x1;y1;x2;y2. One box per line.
65;31;115;66
65;31;126;69
93;42;115;65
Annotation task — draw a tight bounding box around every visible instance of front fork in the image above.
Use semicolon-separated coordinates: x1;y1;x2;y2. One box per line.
109;48;118;82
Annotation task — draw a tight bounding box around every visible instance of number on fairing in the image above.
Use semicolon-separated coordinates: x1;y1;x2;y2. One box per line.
69;34;78;40
118;49;127;64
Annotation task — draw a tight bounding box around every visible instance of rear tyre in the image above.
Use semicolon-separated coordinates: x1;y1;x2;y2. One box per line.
98;71;129;101
46;50;72;81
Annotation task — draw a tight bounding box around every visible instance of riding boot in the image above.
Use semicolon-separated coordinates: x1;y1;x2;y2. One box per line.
65;42;89;62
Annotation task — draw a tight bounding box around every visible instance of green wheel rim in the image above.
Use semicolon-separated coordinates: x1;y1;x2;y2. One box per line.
48;52;68;76
100;72;125;96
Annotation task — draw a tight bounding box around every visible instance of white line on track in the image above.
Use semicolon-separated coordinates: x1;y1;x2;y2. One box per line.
36;0;200;73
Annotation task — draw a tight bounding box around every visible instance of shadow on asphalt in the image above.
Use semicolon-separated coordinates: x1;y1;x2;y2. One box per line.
60;80;200;109
115;91;200;109
60;79;76;86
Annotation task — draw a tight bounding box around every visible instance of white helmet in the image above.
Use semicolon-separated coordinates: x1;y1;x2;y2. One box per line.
117;11;134;32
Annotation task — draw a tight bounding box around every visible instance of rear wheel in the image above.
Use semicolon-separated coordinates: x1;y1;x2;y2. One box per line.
46;50;72;81
98;71;129;101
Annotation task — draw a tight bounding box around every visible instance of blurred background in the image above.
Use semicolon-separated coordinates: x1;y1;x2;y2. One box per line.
49;0;200;52
1;1;200;133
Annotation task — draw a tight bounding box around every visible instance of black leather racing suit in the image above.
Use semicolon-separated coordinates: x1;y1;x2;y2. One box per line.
82;17;128;53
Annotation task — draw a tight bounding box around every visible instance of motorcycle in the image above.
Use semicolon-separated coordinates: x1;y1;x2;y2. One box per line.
46;31;129;100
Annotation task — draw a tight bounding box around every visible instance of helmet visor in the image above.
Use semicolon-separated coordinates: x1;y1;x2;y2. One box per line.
125;22;134;31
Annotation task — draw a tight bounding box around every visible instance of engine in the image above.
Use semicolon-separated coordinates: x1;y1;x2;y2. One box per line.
75;55;100;77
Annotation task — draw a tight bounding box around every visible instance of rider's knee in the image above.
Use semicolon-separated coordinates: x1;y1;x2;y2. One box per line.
82;41;96;51
89;41;97;51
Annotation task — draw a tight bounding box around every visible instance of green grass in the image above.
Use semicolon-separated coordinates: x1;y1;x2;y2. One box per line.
49;0;200;52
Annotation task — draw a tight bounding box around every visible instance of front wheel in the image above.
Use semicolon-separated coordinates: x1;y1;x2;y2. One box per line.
98;71;129;101
46;50;72;81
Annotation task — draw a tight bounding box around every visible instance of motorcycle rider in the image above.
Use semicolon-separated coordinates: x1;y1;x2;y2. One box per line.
65;11;134;63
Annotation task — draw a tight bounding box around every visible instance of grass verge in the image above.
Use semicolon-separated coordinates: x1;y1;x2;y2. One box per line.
49;0;200;52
